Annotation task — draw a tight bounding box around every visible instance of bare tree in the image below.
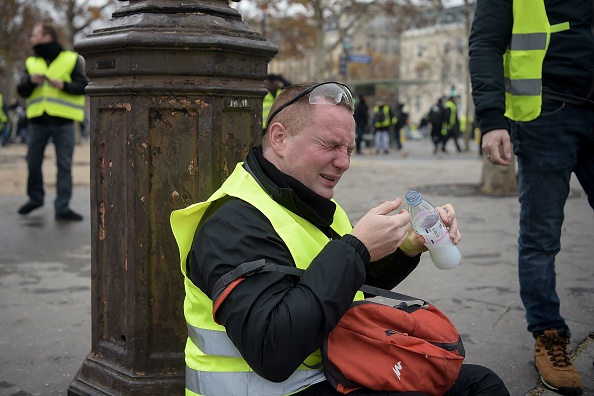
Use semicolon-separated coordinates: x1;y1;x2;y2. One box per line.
50;0;119;48
0;0;116;101
236;0;441;79
0;1;45;101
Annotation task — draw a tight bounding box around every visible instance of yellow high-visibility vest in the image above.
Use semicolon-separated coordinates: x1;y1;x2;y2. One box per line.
503;0;569;121
373;105;392;128
443;100;457;129
0;94;7;124
262;88;283;130
25;51;85;122
460;114;467;134
171;163;364;396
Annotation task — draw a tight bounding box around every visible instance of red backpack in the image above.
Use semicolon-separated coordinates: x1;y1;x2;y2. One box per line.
212;260;465;396
321;296;464;395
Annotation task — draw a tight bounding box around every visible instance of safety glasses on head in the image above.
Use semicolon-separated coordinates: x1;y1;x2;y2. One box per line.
266;81;355;132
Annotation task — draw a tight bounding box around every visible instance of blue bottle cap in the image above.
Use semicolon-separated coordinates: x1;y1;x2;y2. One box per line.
405;190;422;206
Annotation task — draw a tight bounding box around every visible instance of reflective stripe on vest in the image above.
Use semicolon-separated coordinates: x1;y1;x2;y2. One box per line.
25;51;85;122
503;0;570;121
186;366;325;396
187;323;241;357
171;163;362;396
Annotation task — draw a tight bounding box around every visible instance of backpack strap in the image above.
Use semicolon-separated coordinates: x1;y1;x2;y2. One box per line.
212;259;429;307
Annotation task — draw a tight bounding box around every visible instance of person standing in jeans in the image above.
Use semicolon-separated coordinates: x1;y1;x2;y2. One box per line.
469;0;593;394
17;22;88;221
0;93;9;146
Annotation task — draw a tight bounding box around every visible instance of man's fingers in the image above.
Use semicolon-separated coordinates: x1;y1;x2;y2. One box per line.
501;138;513;160
372;198;402;216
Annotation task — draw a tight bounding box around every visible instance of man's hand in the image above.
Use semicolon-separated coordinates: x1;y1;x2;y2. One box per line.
482;129;512;166
47;78;64;90
30;74;45;85
351;198;412;262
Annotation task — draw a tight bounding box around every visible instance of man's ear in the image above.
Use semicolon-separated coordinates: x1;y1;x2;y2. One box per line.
267;122;288;157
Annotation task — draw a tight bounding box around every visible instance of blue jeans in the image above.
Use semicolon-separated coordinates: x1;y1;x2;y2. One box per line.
511;101;594;336
26;121;76;214
1;122;10;146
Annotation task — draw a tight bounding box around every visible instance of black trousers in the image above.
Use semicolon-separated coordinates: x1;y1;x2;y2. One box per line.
441;127;461;152
301;364;510;396
430;125;442;147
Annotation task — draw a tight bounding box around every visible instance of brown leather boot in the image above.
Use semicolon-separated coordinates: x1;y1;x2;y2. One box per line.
535;329;583;395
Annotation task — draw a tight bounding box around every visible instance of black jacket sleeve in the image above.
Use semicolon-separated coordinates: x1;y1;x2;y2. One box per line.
468;0;513;134
17;68;35;99
189;197;419;383
63;57;88;95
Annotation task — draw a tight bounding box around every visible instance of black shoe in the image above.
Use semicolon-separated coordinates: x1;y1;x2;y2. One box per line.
55;209;83;222
18;202;43;215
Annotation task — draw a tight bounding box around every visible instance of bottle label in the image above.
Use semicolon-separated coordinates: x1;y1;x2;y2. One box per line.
420;221;448;245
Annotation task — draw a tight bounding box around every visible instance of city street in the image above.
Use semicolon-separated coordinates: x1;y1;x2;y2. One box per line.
0;138;592;396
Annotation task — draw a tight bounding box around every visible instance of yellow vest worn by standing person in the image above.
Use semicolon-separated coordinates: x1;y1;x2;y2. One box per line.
171;163;364;396
443;99;457;134
25;51;85;122
503;0;569;121
372;105;392;129
0;94;7;124
262;88;283;130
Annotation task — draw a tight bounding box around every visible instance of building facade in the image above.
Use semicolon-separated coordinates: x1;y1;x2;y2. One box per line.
265;4;474;129
398;21;470;126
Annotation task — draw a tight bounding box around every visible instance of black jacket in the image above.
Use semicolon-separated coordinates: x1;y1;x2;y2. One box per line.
354;100;369;127
188;147;421;393
469;0;594;134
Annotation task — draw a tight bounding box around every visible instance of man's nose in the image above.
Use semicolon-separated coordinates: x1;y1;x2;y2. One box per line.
334;150;351;171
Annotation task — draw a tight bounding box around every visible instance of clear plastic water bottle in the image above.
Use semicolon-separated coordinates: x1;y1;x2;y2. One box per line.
405;190;461;270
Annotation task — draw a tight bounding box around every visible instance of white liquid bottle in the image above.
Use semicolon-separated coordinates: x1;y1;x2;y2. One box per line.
405;190;461;270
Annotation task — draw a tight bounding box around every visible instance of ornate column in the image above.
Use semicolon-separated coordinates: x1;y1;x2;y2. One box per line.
68;1;277;394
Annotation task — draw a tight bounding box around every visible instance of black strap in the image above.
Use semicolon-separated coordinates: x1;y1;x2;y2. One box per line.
212;259;428;306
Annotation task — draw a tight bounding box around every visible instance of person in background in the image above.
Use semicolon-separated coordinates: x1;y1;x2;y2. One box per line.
418;114;429;141
441;96;462;153
469;0;593;394
171;81;510;396
392;102;406;150
354;94;369;154
11;100;29;144
262;73;291;132
428;97;445;154
0;93;10;147
372;97;393;155
16;22;88;221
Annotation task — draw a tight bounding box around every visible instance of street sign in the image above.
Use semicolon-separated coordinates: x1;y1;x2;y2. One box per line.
347;54;372;64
